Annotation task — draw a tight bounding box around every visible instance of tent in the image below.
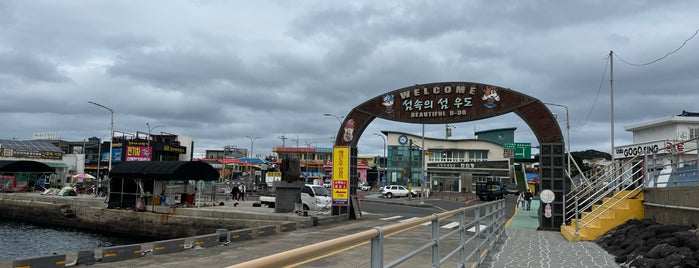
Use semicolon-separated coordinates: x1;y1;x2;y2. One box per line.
107;161;219;209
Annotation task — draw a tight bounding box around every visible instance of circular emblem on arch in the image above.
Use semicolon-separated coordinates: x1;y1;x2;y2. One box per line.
398;135;408;145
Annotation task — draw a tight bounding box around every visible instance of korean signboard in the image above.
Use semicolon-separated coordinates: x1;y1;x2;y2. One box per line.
332;146;350;206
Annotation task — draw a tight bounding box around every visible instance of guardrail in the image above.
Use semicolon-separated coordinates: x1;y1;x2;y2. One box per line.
228;199;507;268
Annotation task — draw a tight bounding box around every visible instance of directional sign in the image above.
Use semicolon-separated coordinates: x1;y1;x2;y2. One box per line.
503;142;531;159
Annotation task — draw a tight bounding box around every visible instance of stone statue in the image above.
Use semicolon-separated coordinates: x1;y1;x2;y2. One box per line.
280;158;301;183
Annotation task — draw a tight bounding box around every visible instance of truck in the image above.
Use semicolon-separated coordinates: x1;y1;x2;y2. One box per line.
475;181;506;201
259;184;332;211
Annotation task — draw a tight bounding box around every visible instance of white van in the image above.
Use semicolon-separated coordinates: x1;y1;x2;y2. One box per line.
301;184;332;211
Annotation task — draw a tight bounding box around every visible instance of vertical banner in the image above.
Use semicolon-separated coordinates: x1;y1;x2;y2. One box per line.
332;146;350;206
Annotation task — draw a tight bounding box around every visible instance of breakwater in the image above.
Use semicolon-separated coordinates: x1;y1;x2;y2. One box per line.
0;193;331;240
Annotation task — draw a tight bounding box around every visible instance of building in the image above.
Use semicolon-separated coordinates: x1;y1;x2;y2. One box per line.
0;139;66;188
381;130;518;193
616;110;699;162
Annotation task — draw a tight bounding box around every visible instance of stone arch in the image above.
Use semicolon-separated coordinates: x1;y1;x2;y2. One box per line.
332;82;566;229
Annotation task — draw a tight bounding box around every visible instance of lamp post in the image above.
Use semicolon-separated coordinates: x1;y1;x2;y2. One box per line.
323;113;344;125
246;136;261;158
373;133;386;188
88;101;114;172
544;103;571;175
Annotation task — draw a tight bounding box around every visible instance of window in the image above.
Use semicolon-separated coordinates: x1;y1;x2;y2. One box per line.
690;128;699;139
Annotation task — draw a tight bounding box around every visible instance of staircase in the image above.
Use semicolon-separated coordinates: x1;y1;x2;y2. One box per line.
560;155;646;242
561;190;644;241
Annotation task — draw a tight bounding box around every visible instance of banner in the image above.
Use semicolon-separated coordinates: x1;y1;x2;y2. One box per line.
332;146;350;206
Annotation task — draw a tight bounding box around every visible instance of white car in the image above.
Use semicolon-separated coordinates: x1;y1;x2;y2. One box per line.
381;185;418;199
359;183;371;191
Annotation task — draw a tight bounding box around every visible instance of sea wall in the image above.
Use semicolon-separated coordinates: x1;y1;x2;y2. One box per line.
0;193;318;239
644;186;699;228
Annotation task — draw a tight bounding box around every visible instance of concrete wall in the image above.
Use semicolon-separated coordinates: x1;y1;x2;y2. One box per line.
644;187;699;228
0;194;323;240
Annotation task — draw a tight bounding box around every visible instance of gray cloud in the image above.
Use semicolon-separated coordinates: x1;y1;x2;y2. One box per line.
0;0;697;158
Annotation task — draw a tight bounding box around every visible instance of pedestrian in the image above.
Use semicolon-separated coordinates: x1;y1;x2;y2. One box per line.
239;184;246;201
232;183;240;201
517;192;525;209
524;190;533;211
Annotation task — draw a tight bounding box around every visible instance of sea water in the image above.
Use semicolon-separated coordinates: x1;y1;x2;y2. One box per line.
0;219;151;261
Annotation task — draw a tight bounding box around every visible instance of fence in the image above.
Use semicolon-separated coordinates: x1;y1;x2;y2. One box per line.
228;199;506;268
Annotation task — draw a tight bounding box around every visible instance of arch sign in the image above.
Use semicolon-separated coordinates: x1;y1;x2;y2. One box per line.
332;82;567;230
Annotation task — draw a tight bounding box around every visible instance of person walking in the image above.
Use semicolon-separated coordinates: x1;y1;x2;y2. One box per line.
517;192;525;209
524;190;533;211
232;183;240;201
239;184;246;201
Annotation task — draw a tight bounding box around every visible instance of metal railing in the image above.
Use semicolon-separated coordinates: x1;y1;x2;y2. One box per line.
227;199;506;268
563;136;699;235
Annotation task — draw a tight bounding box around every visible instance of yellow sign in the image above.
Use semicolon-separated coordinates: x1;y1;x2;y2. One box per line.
424;151;434;156
332;146;350;206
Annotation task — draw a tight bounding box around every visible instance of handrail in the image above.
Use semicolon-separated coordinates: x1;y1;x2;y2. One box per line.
564;136;699;235
227;200;506;268
564;154;643;224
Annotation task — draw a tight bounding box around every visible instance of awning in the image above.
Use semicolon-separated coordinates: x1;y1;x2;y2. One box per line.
109;161;220;181
0;160;56;173
40;161;70;169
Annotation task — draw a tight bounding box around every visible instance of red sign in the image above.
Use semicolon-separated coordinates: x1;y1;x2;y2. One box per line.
126;145;152;161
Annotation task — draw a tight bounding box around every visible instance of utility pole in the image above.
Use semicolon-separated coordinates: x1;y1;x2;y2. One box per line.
278;133;288;147
610;50;615;160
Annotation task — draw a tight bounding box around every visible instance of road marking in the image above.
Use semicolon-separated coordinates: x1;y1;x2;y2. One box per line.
442;222;460;229
380;215;403;221
467;224;487;233
398;217;421;222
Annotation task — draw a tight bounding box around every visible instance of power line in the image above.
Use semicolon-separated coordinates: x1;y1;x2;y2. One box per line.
614;28;699;66
579;28;698;130
579;55;610;130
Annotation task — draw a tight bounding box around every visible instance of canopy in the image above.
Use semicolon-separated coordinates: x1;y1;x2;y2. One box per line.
109;161;219;181
0;160;55;173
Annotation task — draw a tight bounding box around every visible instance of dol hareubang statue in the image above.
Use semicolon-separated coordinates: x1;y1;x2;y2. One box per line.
280;158;301;183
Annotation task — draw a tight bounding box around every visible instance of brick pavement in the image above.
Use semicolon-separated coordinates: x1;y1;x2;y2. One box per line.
488;200;620;268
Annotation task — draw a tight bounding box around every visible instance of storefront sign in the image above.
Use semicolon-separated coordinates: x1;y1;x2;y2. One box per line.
614;140;666;158
126;145;152;161
331;146;350;206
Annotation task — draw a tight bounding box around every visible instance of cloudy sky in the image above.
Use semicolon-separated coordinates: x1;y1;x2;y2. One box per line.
1;1;697;159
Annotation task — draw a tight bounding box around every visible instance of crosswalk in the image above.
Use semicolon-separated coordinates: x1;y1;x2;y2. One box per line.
379;215;486;232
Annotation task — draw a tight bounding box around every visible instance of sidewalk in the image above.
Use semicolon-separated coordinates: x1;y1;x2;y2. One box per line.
489;200;620;268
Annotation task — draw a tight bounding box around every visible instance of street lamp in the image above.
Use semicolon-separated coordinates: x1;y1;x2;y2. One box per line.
246;136;261;158
323;113;344;125
88;101;114;172
544;103;571;175
373;133;386;187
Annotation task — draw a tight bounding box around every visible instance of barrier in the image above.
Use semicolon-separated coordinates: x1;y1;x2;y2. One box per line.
151;238;186;255
100;244;143;263
230;228;253;242
76;250;96;265
297;219;313;228
280;222;296;232
256;225;276;237
192;233;220;248
12;254;66;268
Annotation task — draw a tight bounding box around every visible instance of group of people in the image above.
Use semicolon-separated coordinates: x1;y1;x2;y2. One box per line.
226;183;247;201
517;190;534;211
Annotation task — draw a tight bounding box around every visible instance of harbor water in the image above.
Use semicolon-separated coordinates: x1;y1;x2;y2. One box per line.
0;218;151;261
